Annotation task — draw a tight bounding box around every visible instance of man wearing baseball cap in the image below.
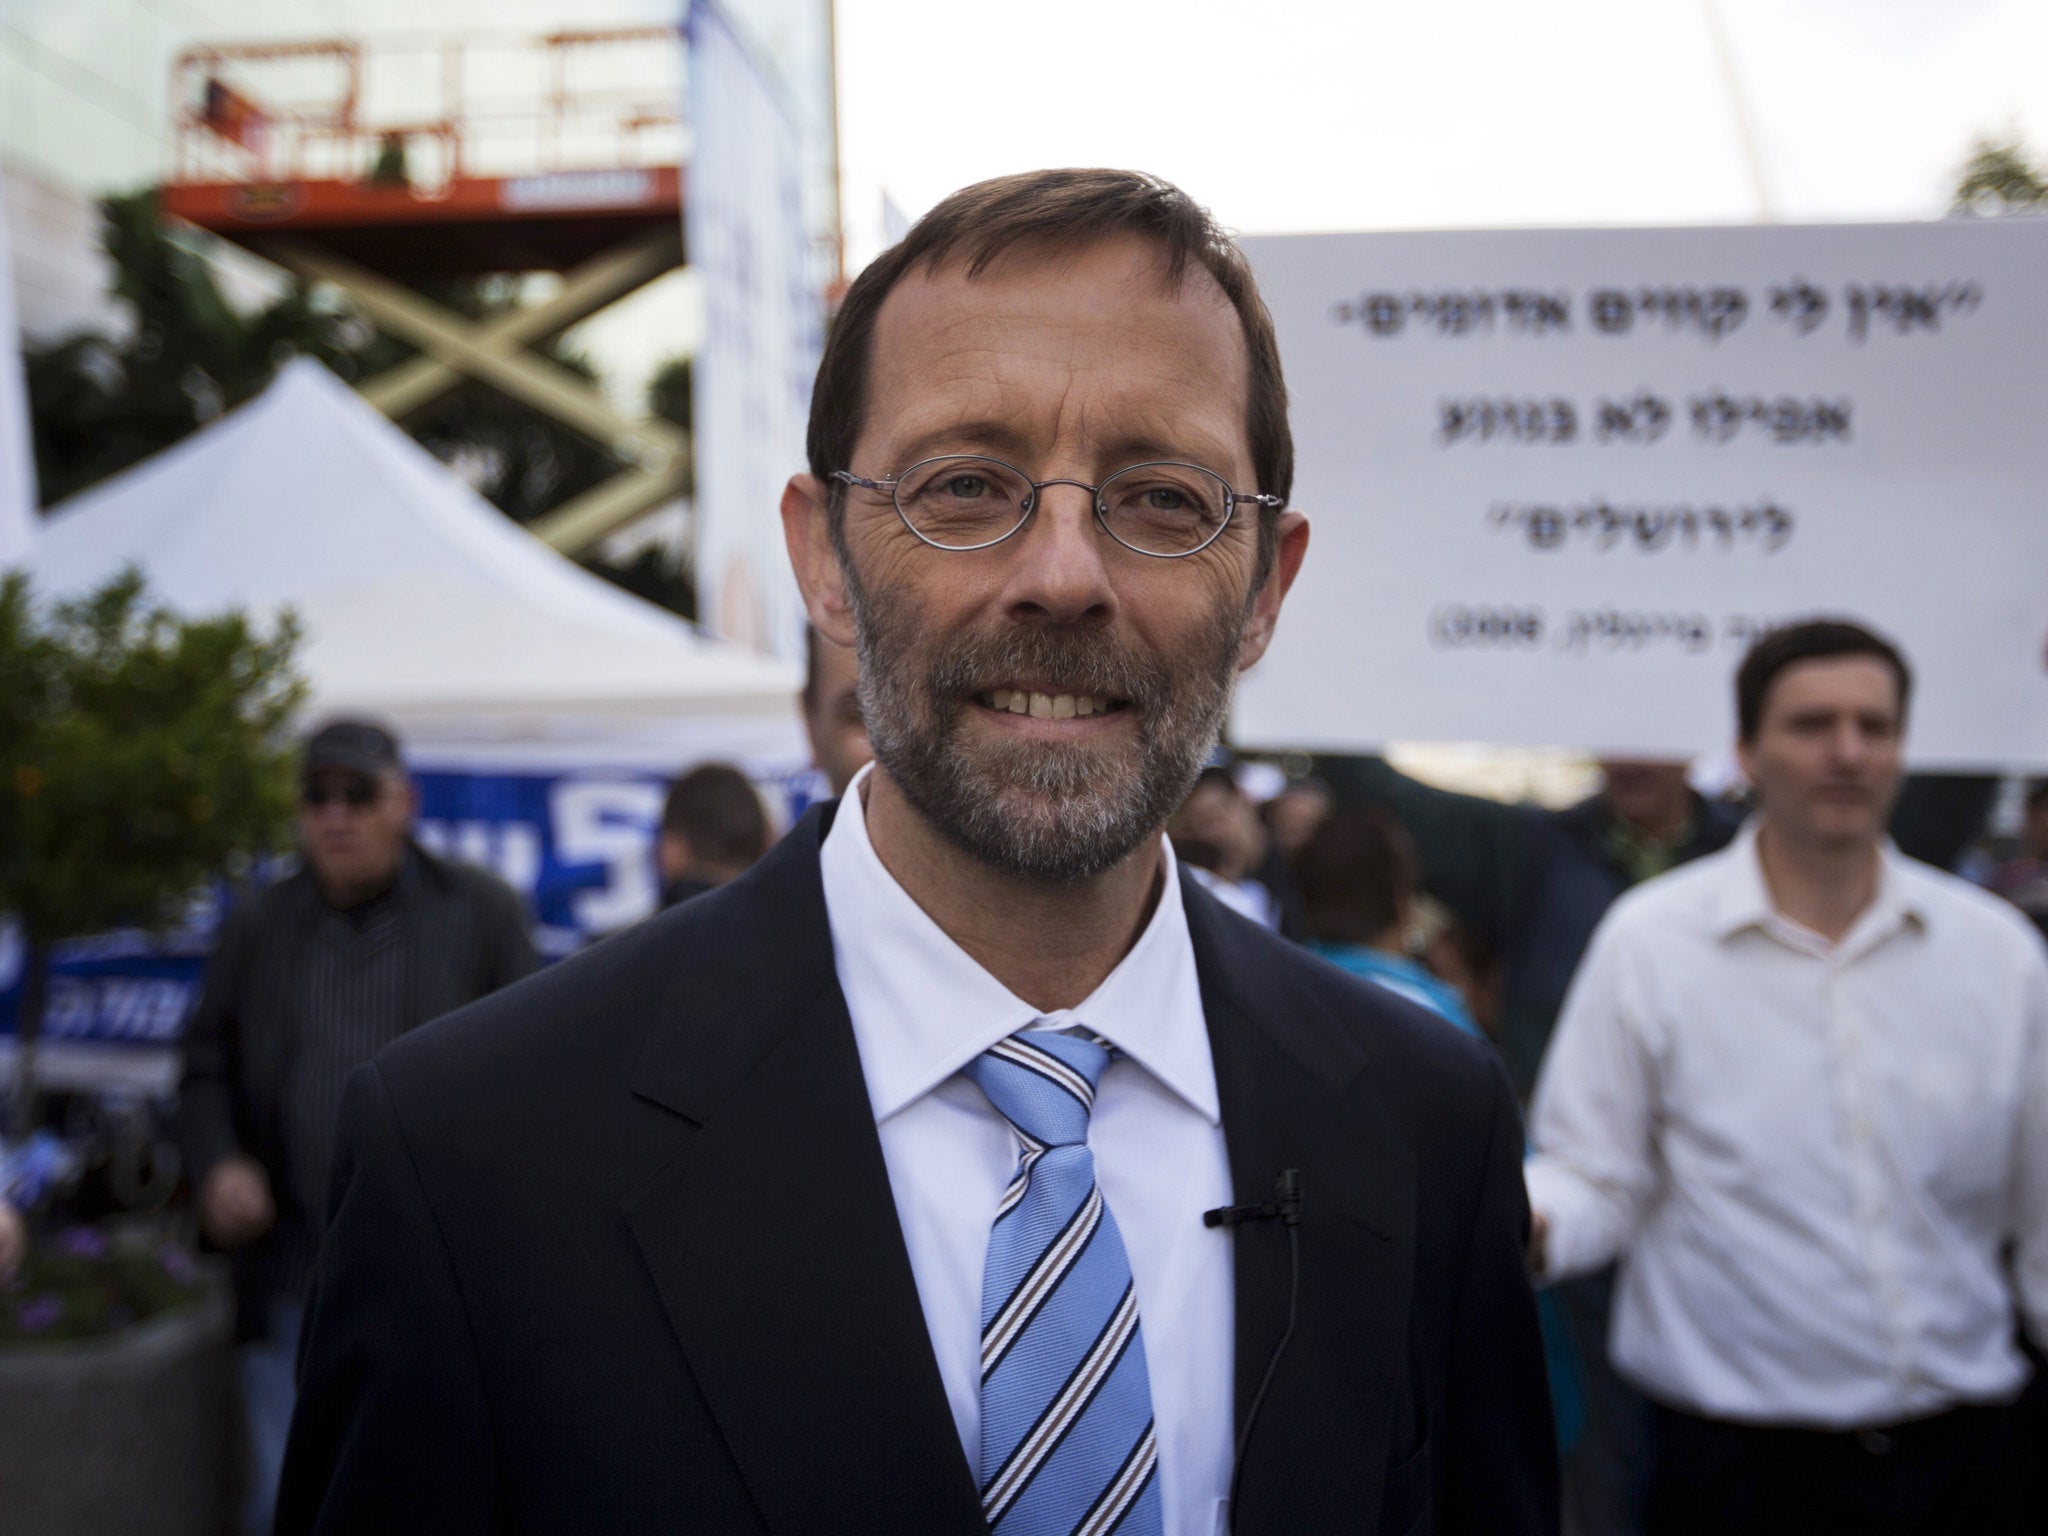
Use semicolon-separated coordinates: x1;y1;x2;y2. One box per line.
177;717;537;1536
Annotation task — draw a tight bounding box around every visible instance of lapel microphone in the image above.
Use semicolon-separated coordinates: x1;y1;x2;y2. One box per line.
1203;1166;1303;1228
1205;1170;1302;1536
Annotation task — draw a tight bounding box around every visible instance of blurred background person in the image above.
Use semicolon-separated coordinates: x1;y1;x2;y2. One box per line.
1983;780;2048;941
1413;896;1505;1042
0;1197;23;1281
801;626;872;798
176;718;536;1536
1526;620;2045;1536
656;761;772;907
1260;772;1332;860
1293;807;1480;1034
1317;754;1742;1098
1168;762;1308;938
1314;747;1994;1535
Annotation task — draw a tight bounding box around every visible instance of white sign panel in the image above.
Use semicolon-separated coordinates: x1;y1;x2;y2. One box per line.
687;0;822;661
1235;222;2048;768
0;166;37;568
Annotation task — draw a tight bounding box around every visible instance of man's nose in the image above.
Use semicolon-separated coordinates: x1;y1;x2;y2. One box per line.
1828;720;1871;765
997;484;1117;627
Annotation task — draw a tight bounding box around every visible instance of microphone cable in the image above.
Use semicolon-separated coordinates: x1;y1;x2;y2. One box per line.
1204;1169;1302;1536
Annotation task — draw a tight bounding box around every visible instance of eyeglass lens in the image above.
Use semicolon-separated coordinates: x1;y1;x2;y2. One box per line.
892;456;1232;555
302;778;379;809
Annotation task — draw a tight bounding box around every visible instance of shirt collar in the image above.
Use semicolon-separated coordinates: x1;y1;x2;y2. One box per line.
820;764;1219;1128
1709;818;1929;953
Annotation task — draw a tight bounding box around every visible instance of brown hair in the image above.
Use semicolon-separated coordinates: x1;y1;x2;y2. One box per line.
1734;618;1911;741
1292;809;1418;947
661;763;770;870
807;168;1293;573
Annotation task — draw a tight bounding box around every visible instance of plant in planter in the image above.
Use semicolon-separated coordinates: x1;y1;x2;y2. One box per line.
2;1219;206;1345
0;567;302;1535
0;1212;238;1536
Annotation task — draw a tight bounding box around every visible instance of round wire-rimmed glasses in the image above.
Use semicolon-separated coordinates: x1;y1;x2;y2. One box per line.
830;454;1283;558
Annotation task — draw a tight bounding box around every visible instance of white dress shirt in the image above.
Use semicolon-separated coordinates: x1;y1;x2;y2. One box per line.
1526;821;2048;1428
820;768;1236;1536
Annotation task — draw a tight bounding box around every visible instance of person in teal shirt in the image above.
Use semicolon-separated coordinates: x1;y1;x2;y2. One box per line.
1292;807;1479;1032
1315;937;1481;1036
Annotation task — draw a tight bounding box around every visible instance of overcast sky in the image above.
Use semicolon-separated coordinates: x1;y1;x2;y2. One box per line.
834;0;2048;265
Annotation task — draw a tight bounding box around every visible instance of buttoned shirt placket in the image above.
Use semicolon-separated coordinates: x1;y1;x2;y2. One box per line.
1780;904;1922;1408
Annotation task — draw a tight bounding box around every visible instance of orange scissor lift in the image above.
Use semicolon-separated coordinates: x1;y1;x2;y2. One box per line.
161;28;691;551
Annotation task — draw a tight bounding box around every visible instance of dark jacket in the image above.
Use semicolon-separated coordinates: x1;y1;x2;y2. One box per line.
177;841;537;1336
277;804;1558;1536
1318;758;1996;1095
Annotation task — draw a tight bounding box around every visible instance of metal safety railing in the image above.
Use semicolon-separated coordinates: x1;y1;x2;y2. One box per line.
168;27;686;194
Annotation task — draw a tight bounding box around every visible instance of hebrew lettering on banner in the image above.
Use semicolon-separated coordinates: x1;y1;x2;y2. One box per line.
1237;221;2048;764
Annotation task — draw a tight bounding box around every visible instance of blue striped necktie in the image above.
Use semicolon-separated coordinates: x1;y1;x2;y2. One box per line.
964;1029;1164;1536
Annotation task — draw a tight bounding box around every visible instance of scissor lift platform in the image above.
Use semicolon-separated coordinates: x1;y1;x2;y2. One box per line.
159;29;691;550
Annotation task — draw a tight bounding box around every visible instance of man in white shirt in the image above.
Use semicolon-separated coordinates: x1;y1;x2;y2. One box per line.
279;169;1557;1536
1526;619;2046;1536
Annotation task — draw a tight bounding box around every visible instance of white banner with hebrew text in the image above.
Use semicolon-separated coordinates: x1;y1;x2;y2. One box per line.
1234;220;2048;768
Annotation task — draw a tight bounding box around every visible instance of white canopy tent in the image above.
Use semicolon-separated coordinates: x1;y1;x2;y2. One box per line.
27;358;803;768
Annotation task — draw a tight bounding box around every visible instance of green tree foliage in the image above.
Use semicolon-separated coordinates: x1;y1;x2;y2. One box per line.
645;354;693;440
0;568;304;945
24;191;362;506
1952;134;2048;214
2;567;303;1122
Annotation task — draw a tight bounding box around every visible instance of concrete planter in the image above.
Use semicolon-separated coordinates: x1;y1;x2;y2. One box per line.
0;1279;234;1536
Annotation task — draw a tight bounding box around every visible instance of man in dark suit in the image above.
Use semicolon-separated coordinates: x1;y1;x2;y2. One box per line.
280;169;1557;1536
179;717;536;1535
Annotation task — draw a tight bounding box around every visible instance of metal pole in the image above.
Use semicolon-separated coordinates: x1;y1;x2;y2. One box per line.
1700;0;1777;222
825;0;846;286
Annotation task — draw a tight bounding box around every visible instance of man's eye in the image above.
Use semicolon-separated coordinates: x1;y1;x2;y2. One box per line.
940;475;990;499
1143;486;1190;511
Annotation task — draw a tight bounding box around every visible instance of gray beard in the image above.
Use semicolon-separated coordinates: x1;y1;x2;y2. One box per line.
845;566;1248;883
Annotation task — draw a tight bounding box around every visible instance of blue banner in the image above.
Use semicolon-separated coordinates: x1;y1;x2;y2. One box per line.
2;765;820;1094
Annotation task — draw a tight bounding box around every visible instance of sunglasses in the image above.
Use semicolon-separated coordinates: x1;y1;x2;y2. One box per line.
301;778;381;809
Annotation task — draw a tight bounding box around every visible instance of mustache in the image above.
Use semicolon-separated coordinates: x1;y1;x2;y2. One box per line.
924;626;1171;709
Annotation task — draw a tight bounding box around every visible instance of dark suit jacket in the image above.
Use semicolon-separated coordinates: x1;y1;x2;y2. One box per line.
278;806;1556;1535
178;843;537;1335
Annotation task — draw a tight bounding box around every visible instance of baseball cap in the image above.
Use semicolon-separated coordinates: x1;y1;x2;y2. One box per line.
303;718;405;777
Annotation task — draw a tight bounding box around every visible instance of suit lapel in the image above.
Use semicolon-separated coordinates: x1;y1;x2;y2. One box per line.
620;810;987;1536
1185;874;1417;1530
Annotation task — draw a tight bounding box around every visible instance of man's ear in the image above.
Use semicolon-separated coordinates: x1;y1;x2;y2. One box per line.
1237;511;1310;672
657;829;691;884
781;473;858;649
